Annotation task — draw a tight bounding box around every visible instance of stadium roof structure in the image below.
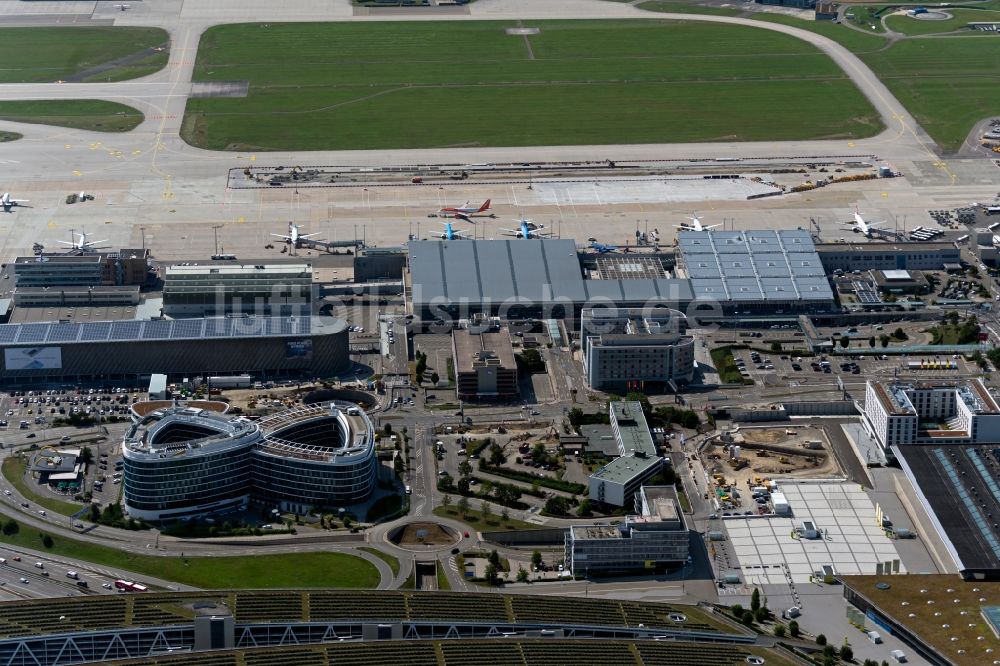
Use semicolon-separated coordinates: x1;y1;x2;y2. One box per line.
677;229;834;303
0;316;342;346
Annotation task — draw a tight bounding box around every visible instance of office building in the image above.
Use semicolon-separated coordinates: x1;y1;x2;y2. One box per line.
566;485;689;576
123;402;377;521
816;242;962;273
13;250;149;288
863;379;1000;448
588;401;664;506
162;264;312;317
452;323;518;400
580;307;694;391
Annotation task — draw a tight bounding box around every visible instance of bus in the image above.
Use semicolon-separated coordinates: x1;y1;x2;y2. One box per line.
114;580;148;592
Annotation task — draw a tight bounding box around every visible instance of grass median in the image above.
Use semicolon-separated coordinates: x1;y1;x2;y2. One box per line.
1;456;82;517
0;101;144;133
0;523;380;589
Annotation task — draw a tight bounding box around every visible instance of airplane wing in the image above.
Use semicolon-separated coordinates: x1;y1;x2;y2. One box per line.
90;239;110;246
270;233;291;239
453;213;474;223
453;230;474;239
56;240;76;246
299;232;320;238
498;228;520;236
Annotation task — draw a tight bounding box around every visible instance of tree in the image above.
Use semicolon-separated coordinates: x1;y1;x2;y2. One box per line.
500;507;510;525
41;534;53;549
863;660;879;666
484;563;499;586
751;588;761;612
458;461;473;478
816;633;827;646
730;603;744;616
754;606;769;623
773;624;786;638
531;442;547;465
839;335;850;349
576;499;593;517
79;446;94;464
788;620;799;638
840;644;854;662
868;336;876;348
457;477;471;495
456;496;470;517
770;342;782;353
430;372;440;386
2;519;18;536
383;423;393;435
822;645;836;659
741;610;755;627
441;494;452;511
531;551;543;569
893;327;907;341
544;496;569;516
517;566;529;583
488;549;501;568
880;334;890;348
481;502;493;523
489;444;506;467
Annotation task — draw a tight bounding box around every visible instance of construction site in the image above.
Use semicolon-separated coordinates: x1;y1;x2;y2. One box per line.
698;425;845;515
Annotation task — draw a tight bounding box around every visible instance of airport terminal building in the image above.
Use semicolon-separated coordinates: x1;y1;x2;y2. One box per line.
123;402;377;520
0;316;349;384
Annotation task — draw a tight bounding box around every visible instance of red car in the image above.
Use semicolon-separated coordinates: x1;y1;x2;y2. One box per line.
463;532;469;538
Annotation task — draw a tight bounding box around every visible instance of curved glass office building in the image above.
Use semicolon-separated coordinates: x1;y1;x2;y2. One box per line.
122;402;377;521
122;407;257;521
253;403;377;514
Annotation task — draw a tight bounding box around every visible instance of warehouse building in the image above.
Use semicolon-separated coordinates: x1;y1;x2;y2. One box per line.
162;264;312;317
0;316;349;384
566;485;689;576
588;401;664;507
862;379;1000;448
123;401;377;521
13;286;141;307
14;249;149;288
580;307;694;392
816;242;961;273
452;324;519;401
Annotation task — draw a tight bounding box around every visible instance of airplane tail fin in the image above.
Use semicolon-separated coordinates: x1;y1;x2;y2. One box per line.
478;199;491;212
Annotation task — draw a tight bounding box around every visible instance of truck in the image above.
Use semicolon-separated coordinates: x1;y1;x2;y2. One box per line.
206;375;253;390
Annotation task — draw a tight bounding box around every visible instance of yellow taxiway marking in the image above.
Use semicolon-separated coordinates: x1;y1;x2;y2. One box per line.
72;170;82;176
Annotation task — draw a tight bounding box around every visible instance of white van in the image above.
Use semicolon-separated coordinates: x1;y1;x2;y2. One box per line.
890;649;907;663
867;630;882;644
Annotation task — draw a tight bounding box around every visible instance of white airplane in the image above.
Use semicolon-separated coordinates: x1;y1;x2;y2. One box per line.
58;229;108;252
676;216;721;232
271;222;319;246
1;193;28;212
437;199;491;222
845;208;888;238
499;218;549;239
435;221;473;240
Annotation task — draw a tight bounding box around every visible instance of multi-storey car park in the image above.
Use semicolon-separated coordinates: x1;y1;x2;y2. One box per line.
123;402;377;521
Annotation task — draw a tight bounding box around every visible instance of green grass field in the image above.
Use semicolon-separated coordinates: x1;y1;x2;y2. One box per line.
636;0;744;17
0;101;144;132
0;524;380;589
183;20;882;151
0;27;168;83
748;13;889;52
885;9;1000;35
0;131;21;142
860;37;1000;150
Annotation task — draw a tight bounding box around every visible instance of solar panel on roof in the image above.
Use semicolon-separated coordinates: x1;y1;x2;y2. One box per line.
143;321;172;339
110;321;143;341
17;324;49;343
172;319;204;338
80;322;112;341
204;319;229;337
47;324;80;342
0;326;18;344
934;448;1000;560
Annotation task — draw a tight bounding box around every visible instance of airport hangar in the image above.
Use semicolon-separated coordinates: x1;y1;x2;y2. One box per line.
0;316;349;385
405;232;835;322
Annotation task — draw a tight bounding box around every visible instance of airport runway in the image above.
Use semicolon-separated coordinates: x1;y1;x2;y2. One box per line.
0;0;996;263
